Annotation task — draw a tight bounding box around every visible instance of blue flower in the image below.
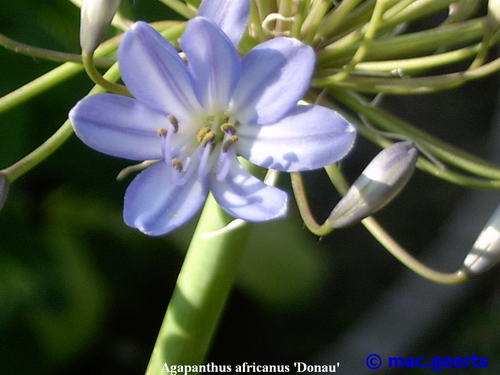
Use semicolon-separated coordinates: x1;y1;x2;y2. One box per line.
69;2;355;236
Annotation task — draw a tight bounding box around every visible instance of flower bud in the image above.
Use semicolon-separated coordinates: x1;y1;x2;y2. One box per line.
0;172;10;211
488;0;500;29
462;204;500;275
80;0;121;54
328;141;418;228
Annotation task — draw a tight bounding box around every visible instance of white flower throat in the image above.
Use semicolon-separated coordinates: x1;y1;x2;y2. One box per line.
157;113;239;185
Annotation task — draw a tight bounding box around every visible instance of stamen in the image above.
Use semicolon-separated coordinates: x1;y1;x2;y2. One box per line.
116;160;158;181
172;157;196;186
167;114;179;132
196;127;212;143
172;158;183;171
217;146;233;181
221;123;236;134
200;131;216;147
222;135;239;152
159;119;180;162
198;140;213;179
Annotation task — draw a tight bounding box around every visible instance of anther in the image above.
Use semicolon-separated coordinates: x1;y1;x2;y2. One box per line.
200;131;216;147
222;135;239;152
167;114;179;132
157;127;168;137
172;158;183;171
196;127;212;143
221;123;236;135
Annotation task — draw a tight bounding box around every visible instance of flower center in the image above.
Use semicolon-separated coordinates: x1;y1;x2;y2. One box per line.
157;113;239;185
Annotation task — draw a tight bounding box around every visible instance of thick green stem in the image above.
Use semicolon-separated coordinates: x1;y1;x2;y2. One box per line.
145;194;253;374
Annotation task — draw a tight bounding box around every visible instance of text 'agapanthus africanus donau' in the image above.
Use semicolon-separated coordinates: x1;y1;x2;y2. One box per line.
69;14;356;236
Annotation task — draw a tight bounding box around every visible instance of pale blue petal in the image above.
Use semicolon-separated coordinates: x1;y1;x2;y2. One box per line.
119;21;201;122
181;17;240;111
197;0;250;46
236;105;356;171
231;37;315;125
124;162;207;236
210;154;288;221
70;93;166;160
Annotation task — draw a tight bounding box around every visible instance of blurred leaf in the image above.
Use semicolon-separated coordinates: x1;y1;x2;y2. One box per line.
238;208;330;310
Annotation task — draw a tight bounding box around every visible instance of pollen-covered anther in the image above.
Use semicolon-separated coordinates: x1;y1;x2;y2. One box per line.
172;158;183;171
221;123;236;135
157;127;168;137
196;127;212;143
200;131;216;147
223;135;239;152
167;114;179;132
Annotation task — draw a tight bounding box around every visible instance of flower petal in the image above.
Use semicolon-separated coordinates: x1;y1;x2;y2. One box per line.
124;162;207;236
119;21;201;122
197;0;250;46
210;154;288;221
231;37;315;125
70;93;166;160
181;17;240;111
236;105;356;171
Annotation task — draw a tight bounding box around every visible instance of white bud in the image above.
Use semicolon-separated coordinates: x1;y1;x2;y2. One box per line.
328;141;418;228
489;0;500;28
80;0;121;54
462;205;500;275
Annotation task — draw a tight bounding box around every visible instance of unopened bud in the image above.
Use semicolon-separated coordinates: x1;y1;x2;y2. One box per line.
328;141;418;228
0;172;10;211
80;0;121;54
488;0;500;29
462;204;500;275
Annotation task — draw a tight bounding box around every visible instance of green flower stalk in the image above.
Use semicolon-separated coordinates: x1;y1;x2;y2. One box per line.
145;194;253;372
0;172;9;211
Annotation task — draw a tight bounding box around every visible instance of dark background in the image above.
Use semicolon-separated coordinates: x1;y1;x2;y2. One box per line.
1;1;500;374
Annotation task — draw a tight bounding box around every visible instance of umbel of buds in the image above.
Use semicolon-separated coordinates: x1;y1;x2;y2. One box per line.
80;0;121;54
462;204;500;275
328;141;418;228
